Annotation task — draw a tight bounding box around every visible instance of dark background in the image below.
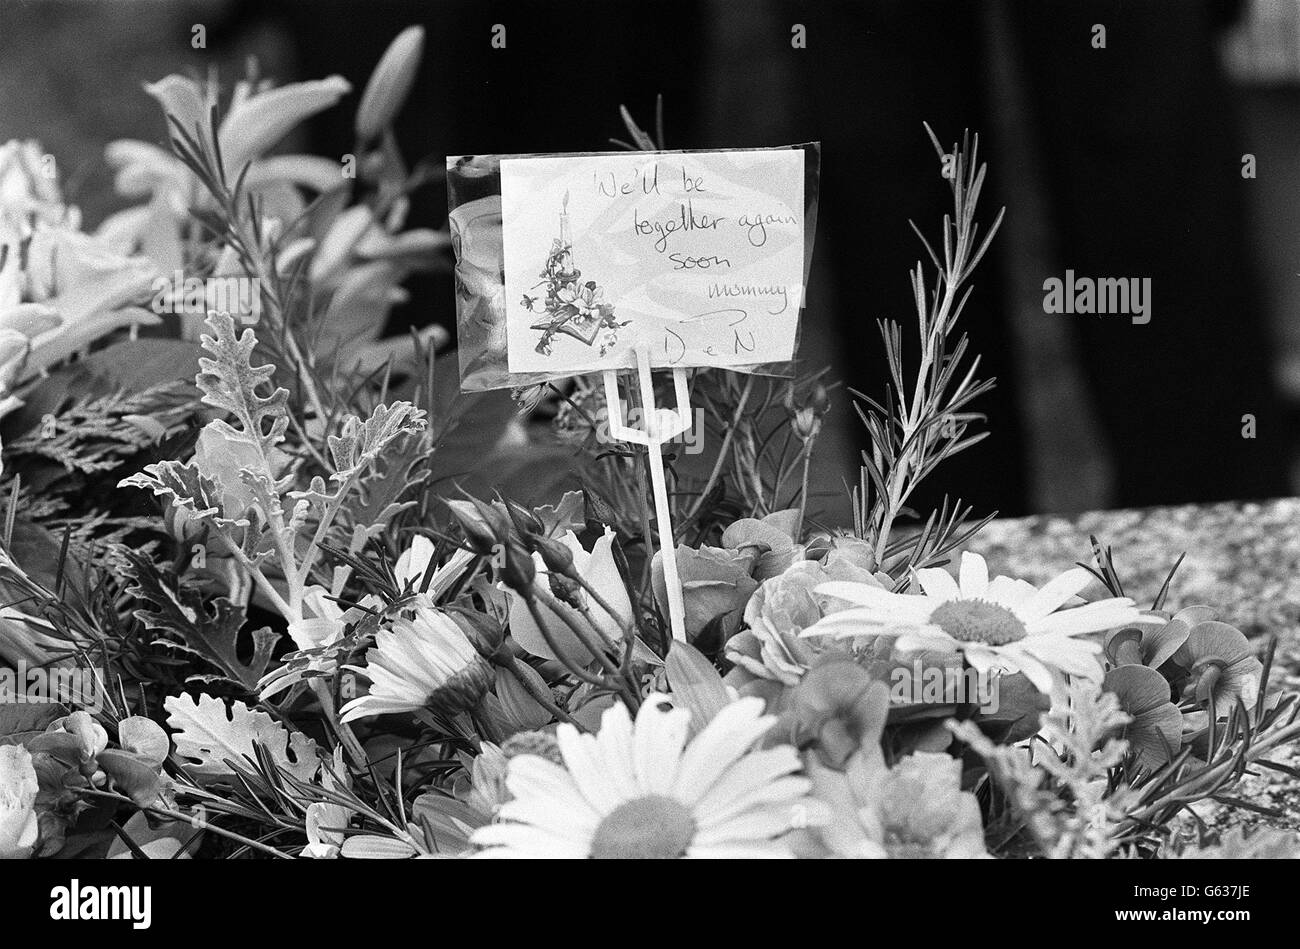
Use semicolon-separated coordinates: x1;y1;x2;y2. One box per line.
3;0;1296;518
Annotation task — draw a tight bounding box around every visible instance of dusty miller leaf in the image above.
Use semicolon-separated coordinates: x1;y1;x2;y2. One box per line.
118;460;241;525
194;311;289;457
326;401;427;483
164;692;319;783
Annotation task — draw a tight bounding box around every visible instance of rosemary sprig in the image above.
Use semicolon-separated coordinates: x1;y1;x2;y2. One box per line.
853;126;1004;574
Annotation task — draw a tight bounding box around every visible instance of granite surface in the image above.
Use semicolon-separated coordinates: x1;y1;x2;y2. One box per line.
968;496;1300;834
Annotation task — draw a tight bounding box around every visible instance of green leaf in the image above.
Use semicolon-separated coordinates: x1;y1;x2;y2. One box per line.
123;551;277;692
164;692;319;783
119;459;242;526
326;401;427;482
194;311;289;458
665;640;730;735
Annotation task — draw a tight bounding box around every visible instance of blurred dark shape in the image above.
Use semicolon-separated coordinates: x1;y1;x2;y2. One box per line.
216;0;1289;515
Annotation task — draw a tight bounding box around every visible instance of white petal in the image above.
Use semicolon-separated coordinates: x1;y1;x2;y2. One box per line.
686;840;793;858
470;821;590;857
958;553;989;598
814;581;910;609
691;747;804;826
496;793;600;839
633;697;691;794
1008;649;1055;694
1014;568;1094;622
913;567;960;601
395;535;437;588
986;576;1038;608
556;726;624;815
671;698;775;803
1014;636;1104;680
1030;599;1140;638
594;700;640;800
799;609;905;639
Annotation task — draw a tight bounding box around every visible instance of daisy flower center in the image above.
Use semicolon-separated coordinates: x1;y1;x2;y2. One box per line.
590;794;697;859
931;598;1027;646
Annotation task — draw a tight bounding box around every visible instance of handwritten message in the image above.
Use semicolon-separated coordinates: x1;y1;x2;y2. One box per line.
500;149;805;373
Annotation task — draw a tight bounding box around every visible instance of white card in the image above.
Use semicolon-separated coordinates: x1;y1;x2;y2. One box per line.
500;149;805;374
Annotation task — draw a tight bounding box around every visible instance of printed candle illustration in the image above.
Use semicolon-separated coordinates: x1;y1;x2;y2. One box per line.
523;189;630;357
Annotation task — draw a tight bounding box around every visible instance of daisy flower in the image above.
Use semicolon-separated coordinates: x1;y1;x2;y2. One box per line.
803;552;1151;693
340;606;492;722
471;695;817;858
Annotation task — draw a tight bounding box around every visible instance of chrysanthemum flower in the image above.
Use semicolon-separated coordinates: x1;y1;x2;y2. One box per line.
340;606;492;722
471;695;817;858
803;552;1150;693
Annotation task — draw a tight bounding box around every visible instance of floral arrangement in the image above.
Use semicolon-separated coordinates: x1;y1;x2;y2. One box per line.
0;27;1297;862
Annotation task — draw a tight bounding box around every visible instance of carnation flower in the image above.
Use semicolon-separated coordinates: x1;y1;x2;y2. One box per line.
805;552;1150;693
341;606;492;722
471;695;816;858
0;744;40;859
802;748;988;859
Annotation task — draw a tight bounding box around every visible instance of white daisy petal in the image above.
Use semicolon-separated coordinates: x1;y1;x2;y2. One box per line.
692;805;800;845
686;840;793;858
1015;567;1094;622
470;821;590;857
594;699;640;800
895;627;959;653
958;553;989;598
913;567;960;601
496;793;601;839
1030;598;1140;638
1014;636;1104;680
672;698;775;803
814;581;910;609
556;726;623;814
505;753;591;813
1005;649;1055;694
695;774;811;829
985;576;1039;608
633;696;691;795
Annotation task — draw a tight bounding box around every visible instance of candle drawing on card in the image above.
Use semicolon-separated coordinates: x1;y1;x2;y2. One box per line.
522;187;630;357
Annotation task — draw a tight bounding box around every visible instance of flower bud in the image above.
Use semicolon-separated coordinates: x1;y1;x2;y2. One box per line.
497;539;537;594
355;26;425;142
445;499;498;556
502;496;544;539
532;534;577;578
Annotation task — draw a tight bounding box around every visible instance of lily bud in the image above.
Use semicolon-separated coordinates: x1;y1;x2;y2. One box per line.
355;26;425;142
444;499;498;556
465;494;513;545
497;539;537;594
502;496;544;539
